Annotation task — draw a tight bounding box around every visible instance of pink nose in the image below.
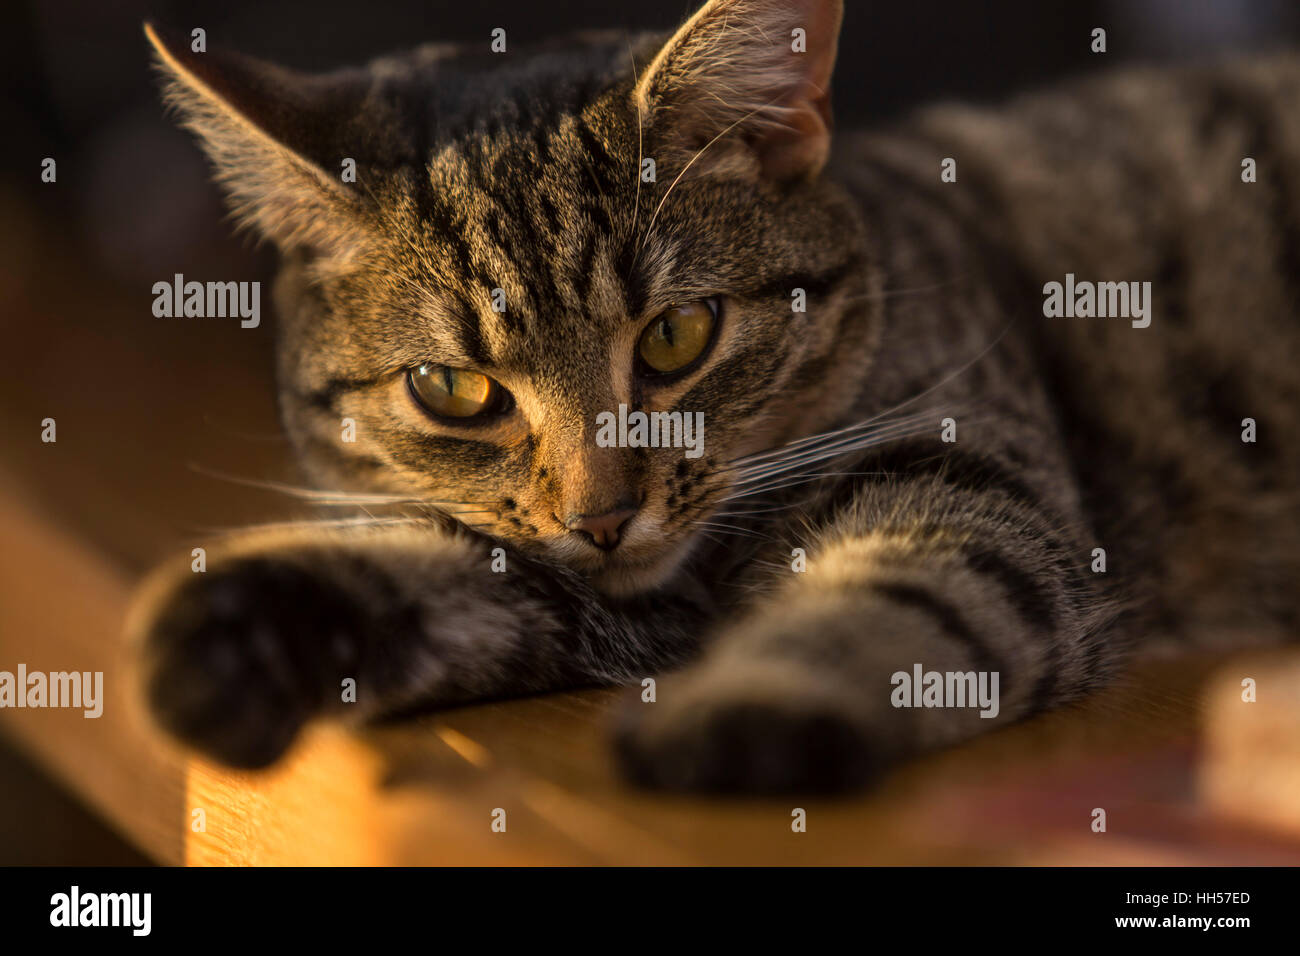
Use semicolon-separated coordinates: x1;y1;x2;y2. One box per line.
565;507;638;551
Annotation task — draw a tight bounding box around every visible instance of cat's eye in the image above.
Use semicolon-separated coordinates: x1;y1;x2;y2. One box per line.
637;299;718;375
407;364;505;420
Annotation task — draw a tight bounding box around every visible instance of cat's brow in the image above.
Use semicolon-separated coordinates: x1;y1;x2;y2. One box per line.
398;292;499;369
295;373;388;414
448;308;494;366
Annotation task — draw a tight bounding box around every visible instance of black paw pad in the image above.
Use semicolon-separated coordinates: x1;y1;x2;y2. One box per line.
142;558;363;769
615;694;882;795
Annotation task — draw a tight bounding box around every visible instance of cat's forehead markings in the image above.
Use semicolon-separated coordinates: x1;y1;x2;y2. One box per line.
587;242;633;323
476;305;515;357
418;307;481;365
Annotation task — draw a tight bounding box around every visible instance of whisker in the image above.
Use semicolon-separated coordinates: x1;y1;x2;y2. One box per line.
626;34;645;280
188;515;432;537
634;94;790;269
691;520;771;541
728;405;941;476
752;419;986;481
710;501;803;517
720;471;889;503
724;406;951;473
720;312;1015;478
708;499;814;523
185;463;492;509
865;274;973;302
728;413;951;487
694;530;726;549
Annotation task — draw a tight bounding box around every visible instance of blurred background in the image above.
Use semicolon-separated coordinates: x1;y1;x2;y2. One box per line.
2;0;1299;865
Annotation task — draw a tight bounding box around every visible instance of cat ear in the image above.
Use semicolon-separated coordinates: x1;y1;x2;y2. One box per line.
634;0;844;183
144;22;374;259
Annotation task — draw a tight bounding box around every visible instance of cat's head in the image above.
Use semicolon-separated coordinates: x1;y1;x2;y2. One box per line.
150;0;874;595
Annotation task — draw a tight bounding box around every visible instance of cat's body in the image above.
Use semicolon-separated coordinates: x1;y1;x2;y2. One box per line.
135;1;1299;791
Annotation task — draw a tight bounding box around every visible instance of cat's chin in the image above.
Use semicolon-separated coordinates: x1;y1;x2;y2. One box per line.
585;537;701;598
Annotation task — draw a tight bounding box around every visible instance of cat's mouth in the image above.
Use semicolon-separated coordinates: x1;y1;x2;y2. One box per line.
550;519;704;597
587;540;702;596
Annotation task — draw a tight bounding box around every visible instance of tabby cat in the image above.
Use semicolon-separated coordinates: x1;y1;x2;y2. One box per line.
133;0;1300;793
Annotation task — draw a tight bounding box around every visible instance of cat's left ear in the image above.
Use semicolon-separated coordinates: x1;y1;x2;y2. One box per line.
635;0;844;183
144;22;379;261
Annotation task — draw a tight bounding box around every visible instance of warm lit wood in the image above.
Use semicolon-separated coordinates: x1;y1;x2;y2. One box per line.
0;477;186;864
1202;652;1300;837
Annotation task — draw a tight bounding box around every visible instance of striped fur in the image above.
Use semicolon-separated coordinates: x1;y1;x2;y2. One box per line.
133;1;1299;792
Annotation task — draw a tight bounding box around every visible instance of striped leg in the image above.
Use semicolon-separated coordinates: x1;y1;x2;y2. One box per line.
133;520;708;768
617;445;1115;793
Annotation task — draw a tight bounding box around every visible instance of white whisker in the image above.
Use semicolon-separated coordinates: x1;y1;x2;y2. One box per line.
722;408;946;478
720;471;887;503
189;515;432;537
186;463;492;509
728;413;950;487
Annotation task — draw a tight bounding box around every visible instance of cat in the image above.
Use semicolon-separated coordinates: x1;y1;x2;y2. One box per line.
132;0;1300;793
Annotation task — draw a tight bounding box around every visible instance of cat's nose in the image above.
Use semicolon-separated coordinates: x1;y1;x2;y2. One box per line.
565;506;638;551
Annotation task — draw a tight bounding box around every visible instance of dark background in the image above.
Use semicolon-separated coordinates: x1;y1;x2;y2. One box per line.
1;0;1298;864
6;0;1300;303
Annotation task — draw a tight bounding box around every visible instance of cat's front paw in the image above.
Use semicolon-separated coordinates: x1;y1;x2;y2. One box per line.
138;557;362;768
614;662;883;795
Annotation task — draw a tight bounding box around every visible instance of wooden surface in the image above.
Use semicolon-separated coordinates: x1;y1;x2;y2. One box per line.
0;475;186;864
178;654;1300;865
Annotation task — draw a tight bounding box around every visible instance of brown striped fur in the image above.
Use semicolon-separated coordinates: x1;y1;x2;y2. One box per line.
132;1;1299;791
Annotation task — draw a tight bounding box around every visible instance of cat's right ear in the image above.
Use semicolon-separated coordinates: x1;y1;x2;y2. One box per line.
145;23;374;261
635;0;844;183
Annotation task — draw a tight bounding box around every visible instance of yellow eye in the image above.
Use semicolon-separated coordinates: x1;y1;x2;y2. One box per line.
408;365;503;419
637;299;717;374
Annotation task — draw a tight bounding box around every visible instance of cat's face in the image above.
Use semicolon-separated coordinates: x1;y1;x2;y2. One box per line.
151;0;865;594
